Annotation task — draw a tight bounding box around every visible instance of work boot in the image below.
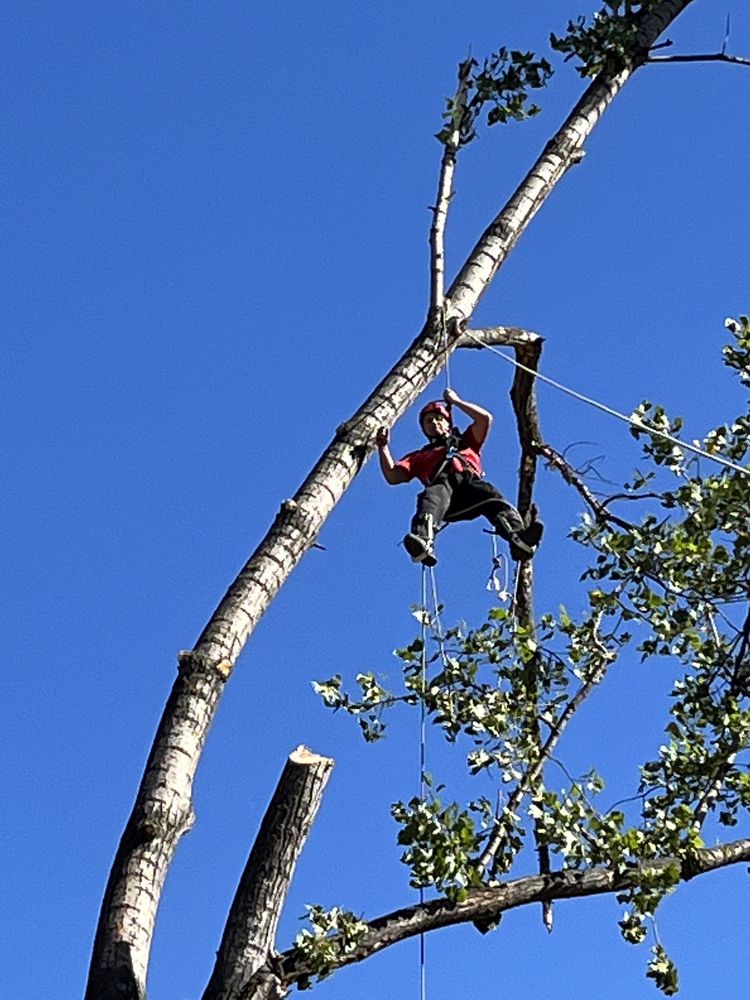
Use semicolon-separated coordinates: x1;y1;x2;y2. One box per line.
508;518;544;562
403;514;437;567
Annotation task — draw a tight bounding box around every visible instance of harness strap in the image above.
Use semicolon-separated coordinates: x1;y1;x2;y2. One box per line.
425;431;480;487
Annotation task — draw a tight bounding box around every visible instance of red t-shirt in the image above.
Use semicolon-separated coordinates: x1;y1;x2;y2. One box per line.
395;428;483;486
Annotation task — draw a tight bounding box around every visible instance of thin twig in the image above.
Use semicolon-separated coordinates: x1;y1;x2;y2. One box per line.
537;443;634;531
647;51;750;67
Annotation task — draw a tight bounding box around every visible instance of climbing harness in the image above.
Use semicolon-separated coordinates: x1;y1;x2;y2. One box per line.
462;329;750;478
423;432;481;488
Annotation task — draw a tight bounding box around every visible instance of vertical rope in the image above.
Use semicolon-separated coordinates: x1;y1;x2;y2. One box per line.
428;565;451;671
417;562;453;1000
441;308;452;394
418;566;428;1000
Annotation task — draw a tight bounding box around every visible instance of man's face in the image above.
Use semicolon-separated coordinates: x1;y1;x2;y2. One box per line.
421;412;450;439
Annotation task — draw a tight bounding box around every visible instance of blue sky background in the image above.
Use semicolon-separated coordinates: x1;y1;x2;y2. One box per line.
3;3;750;998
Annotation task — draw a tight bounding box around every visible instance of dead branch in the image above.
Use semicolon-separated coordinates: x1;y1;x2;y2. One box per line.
538;443;634;531
455;325;543;351
506;337;551;927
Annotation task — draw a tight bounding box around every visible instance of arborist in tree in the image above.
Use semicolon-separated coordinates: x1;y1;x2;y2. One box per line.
376;388;543;566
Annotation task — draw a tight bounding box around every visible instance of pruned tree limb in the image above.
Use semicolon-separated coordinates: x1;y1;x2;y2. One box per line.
248;837;750;996
203;747;334;1000
455;325;543;351
87;4;696;994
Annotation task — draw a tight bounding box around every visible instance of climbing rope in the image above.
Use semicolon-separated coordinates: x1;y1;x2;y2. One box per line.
486;533;511;602
415;560;454;1000
418;566;428;1000
462;329;750;478
440;307;453;395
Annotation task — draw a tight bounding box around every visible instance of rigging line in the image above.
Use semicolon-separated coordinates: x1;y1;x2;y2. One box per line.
419;566;428;801
418;566;428;1000
428;565;450;669
487;533;511;601
462;329;750;478
440;308;453;393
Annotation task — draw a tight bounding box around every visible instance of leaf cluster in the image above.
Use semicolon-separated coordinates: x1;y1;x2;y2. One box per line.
391;786;489;902
437;49;552;148
294;905;368;984
551;1;661;77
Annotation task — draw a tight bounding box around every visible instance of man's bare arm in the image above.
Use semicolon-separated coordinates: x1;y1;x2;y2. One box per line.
444;388;492;447
376;427;410;485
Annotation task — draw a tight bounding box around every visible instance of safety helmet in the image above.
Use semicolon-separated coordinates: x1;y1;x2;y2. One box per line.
419;400;451;431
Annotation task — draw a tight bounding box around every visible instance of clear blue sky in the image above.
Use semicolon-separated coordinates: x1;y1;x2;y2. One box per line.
4;3;750;998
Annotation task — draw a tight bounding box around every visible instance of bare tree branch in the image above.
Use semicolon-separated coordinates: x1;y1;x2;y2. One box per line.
505;338;552;928
538;443;635;531
203;747;334;1000
455;325;543;351
647;51;750;67
250;837;750;996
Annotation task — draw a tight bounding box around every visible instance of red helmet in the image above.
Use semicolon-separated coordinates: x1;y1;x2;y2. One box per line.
419;400;451;431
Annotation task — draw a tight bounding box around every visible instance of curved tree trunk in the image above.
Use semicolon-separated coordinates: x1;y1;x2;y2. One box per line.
85;4;695;996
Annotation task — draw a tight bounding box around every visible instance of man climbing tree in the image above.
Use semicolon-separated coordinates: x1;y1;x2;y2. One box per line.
375;388;543;565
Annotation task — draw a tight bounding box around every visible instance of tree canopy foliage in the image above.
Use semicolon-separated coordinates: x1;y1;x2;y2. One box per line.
310;319;750;996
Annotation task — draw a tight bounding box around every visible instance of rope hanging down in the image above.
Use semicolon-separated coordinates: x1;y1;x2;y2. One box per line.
440;308;453;395
418;567;428;1000
415;562;452;1000
462;329;750;478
